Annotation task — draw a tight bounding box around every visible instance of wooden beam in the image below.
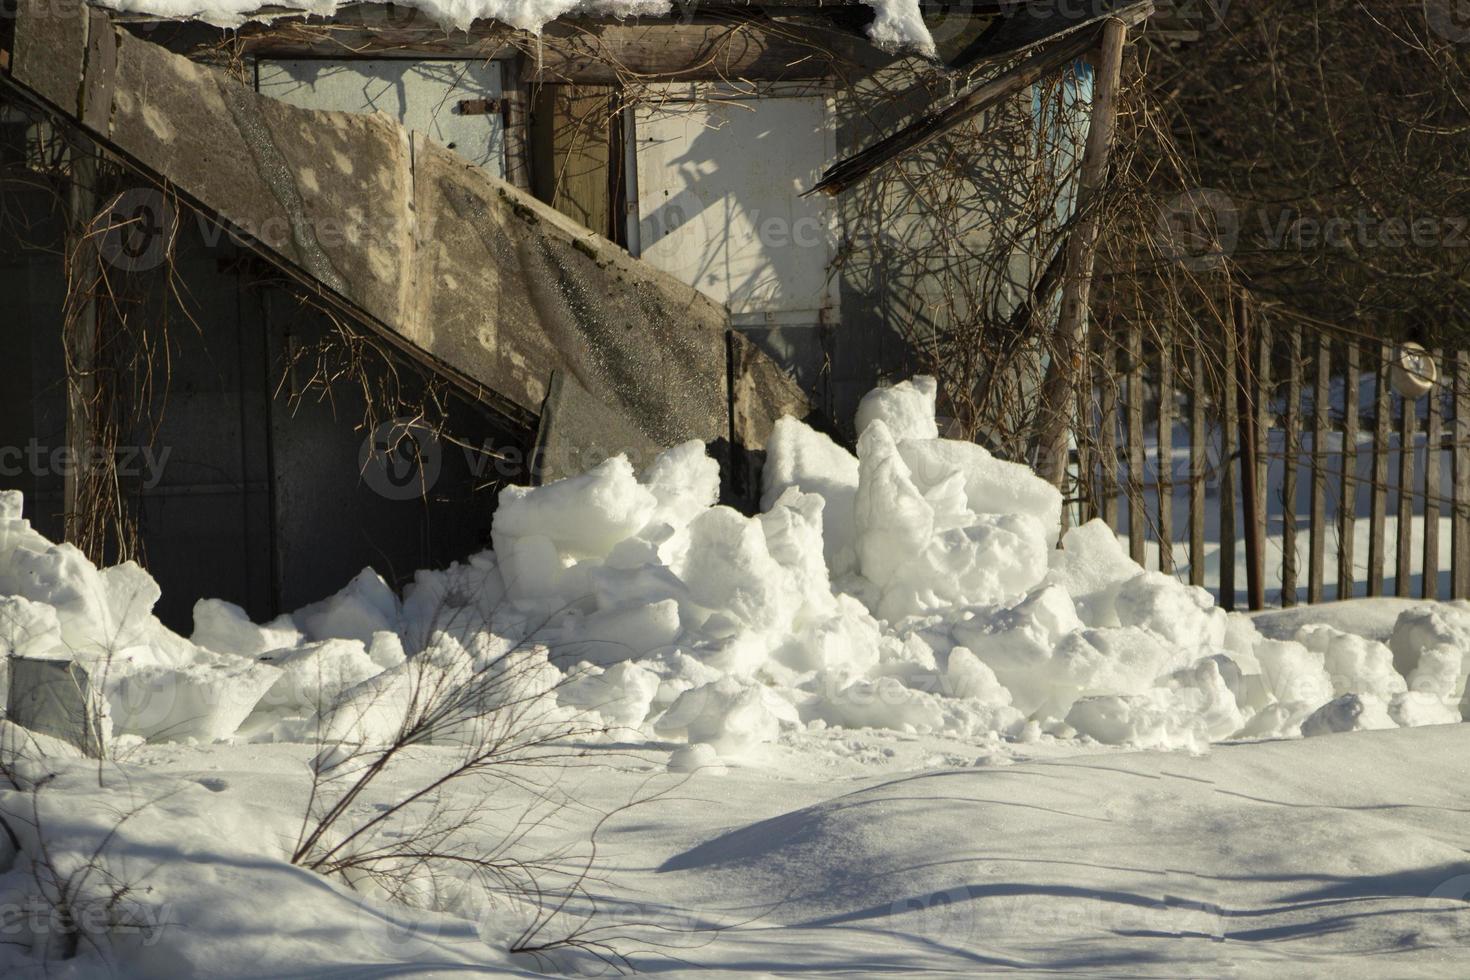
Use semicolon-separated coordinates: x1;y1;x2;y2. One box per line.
1033;17;1128;486
129;12;890;83
808;23;1104;198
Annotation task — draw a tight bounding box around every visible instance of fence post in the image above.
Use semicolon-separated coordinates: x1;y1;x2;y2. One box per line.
1338;342;1360;600
1190;339;1207;588
1097;331;1119;529
1220;322;1238;611
1281;325;1301;606
1127;322;1146;565
1234;294;1264;610
1397;386;1417;598
1158;339;1175;573
1424;352;1442;600
1454;350;1470;597
1309;335;1331;604
1369;343;1391;596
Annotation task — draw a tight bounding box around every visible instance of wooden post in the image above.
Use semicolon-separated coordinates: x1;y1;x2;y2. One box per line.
1157;339;1175;573
1234;294;1264;610
1281;325;1301;606
1424;352;1442;600
1034;19;1130;486
1454;350;1470;598
1337;342;1360;599
1309;335;1330;604
1189;341;1207;588
1369;343;1392;596
1127;322;1146;564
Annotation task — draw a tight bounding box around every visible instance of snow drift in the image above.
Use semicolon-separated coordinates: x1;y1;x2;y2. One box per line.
2;378;1468;762
95;0;941;57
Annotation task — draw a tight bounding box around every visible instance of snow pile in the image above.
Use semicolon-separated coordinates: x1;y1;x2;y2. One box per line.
3;378;1469;763
97;0;938;56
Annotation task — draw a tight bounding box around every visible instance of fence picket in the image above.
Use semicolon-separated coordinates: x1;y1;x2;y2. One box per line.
1157;340;1175;573
1281;325;1301;606
1127;323;1146;565
1220;328;1238;610
1097;333;1119;529
1424;353;1442;600
1369;343;1391;596
1455;350;1470;598
1397;388;1416;598
1190;340;1207;588
1309;336;1330;603
1338;342;1359;599
1255;319;1272;537
1235;295;1265;609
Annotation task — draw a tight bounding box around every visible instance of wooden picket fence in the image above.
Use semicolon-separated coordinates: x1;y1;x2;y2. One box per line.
1077;295;1470;609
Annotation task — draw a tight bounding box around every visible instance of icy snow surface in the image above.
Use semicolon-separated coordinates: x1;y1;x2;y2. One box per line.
96;0;940;56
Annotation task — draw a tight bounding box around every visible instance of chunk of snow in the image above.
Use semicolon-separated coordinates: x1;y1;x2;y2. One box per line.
654;677;799;758
1300;694;1396;737
293;568;401;646
666;741;727;775
855;376;940;442
193;598;302;657
761;416;860;577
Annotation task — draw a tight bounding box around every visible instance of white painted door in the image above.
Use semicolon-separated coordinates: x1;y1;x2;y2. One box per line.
257;60;506;178
633;90;835;322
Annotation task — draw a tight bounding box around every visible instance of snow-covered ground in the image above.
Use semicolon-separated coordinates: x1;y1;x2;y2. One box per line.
2;376;1469;976
5;723;1468;976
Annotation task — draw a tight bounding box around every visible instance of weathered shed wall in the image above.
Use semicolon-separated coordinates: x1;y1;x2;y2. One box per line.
6;2;756;470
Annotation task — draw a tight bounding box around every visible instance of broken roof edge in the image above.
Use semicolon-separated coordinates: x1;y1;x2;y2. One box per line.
93;0;942;57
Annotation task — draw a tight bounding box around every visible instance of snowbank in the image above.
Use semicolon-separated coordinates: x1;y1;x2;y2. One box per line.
95;0;939;56
3;377;1468;763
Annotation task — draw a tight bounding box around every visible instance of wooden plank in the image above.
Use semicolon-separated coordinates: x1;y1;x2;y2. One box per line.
142;14;889;82
812;24;1108;198
1189;340;1206;588
1157;339;1175;573
1281;325;1301;606
1126;322;1146;564
530;84;616;238
1033;19;1129;484
1308;334;1330;603
1397;386;1417;598
1234;294;1264;609
1455;350;1470;598
1423;351;1442;600
1220;326;1238;611
1337;341;1359;599
1368;343;1391;596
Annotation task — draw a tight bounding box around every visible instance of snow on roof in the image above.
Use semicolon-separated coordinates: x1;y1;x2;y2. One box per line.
93;0;940;56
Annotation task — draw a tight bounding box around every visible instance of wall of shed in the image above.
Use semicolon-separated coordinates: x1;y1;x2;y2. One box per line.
0;116;528;629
